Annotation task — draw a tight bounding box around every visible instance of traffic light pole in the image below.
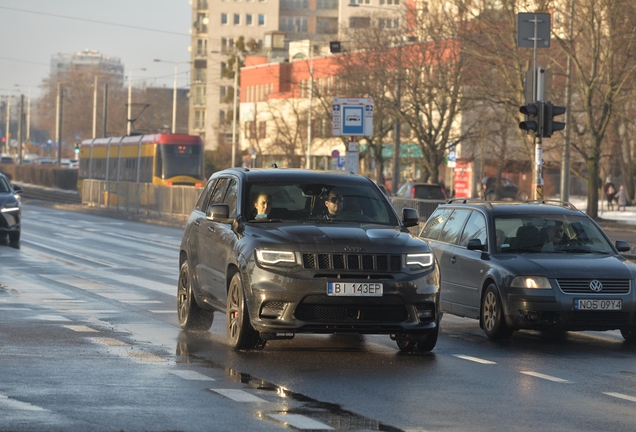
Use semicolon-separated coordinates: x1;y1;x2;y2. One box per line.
534;69;544;200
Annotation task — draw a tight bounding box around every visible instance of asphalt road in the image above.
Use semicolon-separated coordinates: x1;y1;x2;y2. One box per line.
2;202;636;431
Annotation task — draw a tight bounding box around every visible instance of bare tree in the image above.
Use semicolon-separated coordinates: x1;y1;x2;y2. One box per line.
554;0;636;217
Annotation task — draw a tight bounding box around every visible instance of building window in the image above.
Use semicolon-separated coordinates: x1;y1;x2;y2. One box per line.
378;18;399;28
197;0;209;8
317;17;338;34
246;14;253;25
258;14;265;25
194;67;206;83
281;0;309;9
349;16;371;28
258;121;266;138
280;16;308;32
194;109;206;129
196;38;208;56
317;0;338;9
234;13;240;25
220;86;227;103
193;86;206;105
221;38;227;52
221;13;228;25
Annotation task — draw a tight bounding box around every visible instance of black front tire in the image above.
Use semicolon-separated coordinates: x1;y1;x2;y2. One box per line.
226;272;265;350
8;231;20;243
620;327;636;343
396;326;439;353
177;260;214;330
481;284;514;340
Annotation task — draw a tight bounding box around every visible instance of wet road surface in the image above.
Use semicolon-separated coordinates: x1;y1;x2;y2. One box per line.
2;203;636;431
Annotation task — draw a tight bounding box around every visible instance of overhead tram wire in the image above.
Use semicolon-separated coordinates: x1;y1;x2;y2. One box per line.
0;6;190;37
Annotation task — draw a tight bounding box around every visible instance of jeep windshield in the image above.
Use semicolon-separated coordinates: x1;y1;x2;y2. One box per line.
245;180;399;225
494;214;615;254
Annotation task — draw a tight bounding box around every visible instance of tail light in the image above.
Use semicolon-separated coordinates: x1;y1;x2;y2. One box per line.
194;182;203;188
165;181;173;186
410;188;415;198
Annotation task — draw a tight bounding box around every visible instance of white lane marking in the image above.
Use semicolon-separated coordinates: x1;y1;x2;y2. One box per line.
61;310;118;314
90;272;175;296
0;394;48;411
210;389;267;402
604;392;636;403
91;337;130;346
34;314;72;322
0;307;32;311
64;325;99;332
40;274;152;303
149;310;174;314
120;300;162;304
169;370;215;381
22;239;117;267
520;371;570;383
42;299;86;303
127;352;166;362
453;354;497;365
268;414;334;430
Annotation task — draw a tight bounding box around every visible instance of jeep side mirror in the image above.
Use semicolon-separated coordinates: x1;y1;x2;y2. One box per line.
402;208;419;227
206;203;230;221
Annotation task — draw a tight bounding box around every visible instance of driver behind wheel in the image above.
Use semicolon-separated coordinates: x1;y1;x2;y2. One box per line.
322;191;344;219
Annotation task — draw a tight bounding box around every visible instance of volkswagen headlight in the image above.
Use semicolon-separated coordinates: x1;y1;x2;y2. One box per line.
511;276;551;289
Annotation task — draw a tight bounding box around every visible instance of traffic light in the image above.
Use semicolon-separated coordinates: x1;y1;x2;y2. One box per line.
74;142;80;154
519;102;543;137
543;102;566;138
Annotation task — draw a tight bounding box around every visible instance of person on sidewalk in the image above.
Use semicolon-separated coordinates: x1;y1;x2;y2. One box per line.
617;185;627;211
604;178;617;211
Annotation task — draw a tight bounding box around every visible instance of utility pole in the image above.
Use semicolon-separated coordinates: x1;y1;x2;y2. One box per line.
17;94;23;164
231;54;239;168
55;83;63;165
560;0;575;202
392;41;402;195
102;83;108;138
4;91;9;156
93;76;98;138
306;44;314;170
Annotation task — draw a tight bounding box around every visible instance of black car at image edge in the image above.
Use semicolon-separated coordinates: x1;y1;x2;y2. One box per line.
0;172;22;243
177;168;441;353
419;198;636;341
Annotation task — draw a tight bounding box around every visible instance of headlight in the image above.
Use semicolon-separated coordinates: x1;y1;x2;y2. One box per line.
406;252;434;268
510;276;551;289
1;201;19;212
255;250;297;265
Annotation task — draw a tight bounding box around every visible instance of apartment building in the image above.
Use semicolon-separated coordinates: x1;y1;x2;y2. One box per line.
189;0;406;151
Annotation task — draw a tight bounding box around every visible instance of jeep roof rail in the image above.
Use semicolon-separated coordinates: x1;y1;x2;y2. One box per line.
446;198;493;209
521;199;579;211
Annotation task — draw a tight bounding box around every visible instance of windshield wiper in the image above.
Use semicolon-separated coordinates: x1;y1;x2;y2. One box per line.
250;219;282;223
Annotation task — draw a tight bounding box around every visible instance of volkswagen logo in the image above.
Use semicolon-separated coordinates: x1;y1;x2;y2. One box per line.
589;280;603;292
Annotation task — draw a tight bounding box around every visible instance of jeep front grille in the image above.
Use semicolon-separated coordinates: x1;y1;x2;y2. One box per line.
303;253;402;272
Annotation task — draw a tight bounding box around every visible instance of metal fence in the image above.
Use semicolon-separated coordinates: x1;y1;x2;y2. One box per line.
81;180;445;224
81;180;201;216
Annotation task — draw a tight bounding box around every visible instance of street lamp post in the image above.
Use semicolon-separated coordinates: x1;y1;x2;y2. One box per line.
231;55;239;167
127;68;146;135
154;59;189;134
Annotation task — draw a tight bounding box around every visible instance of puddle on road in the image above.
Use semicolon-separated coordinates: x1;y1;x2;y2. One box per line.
175;331;404;432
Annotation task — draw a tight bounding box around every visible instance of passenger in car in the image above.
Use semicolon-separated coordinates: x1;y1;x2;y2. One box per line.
541;221;569;251
253;192;272;219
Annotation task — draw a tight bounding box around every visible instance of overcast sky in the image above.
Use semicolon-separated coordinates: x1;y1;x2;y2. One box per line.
0;0;192;98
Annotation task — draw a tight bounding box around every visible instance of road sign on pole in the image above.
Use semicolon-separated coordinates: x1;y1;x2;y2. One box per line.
332;98;373;136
